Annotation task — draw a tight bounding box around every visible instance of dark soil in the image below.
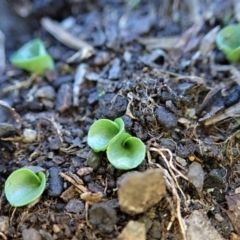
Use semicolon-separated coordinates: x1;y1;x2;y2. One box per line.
0;0;240;239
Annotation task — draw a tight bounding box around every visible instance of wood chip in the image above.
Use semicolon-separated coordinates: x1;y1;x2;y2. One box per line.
59;172;88;193
80;192;105;205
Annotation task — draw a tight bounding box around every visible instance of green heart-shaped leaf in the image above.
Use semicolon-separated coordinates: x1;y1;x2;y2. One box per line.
87;118;125;152
107;132;146;170
10;38;55;76
216;24;240;63
5;168;46;207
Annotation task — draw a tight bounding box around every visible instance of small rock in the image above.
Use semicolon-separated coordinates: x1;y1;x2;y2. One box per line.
48;136;62;150
176;156;187;167
0;216;9;232
0;123;18;138
123;51;132;63
35;86;56;100
52;224;61;233
52;155;64;165
148;220;161;239
93;51;111;66
108;58;121;80
22;228;42;240
89;202;117;233
140;49;167;68
204;168;227;189
159;138;176;151
65;199;84;214
118;221;146;240
39;229;53;240
77;167;93;176
22;129;37;143
48;167;64;197
61;16;76;29
187;162;205;192
53;75;73;88
96;93;128;119
186;210;225;240
155;106;177;129
215;213;224;223
86;150;102;170
41;99;55;109
118;169;166;215
56;83;73;113
88;182;104;193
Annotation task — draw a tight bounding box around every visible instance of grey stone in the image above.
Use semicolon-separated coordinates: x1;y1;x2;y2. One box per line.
118;169;166;215
155;106;177;129
22;228;42;240
65;199;84;214
48;167;63;197
187;162;205;192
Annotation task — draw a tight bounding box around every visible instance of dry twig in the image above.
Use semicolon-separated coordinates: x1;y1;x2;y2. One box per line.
41;17;95;61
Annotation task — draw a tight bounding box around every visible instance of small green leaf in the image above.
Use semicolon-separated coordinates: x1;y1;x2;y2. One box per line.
10;38;55;76
107;132;146;170
87;118;125;152
4;168;46;207
216;24;240;63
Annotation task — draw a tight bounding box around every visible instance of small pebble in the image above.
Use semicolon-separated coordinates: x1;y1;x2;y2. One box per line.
86;150;102;170
187;162;205;193
215;213;224;223
56;83;73;113
22;228;42;240
0;216;9;232
118;169;166;215
89;202;117;233
22;129;37;143
65;199;84;214
48;136;62;150
118;221;146;240
155;106;177;129
204;168;227;189
77;167;93;176
35;85;56;100
48;167;64;197
108;58;121;80
53;224;61;233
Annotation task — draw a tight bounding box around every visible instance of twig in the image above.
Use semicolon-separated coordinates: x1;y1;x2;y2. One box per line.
2;74;37;93
0;232;7;240
41;17;95;60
